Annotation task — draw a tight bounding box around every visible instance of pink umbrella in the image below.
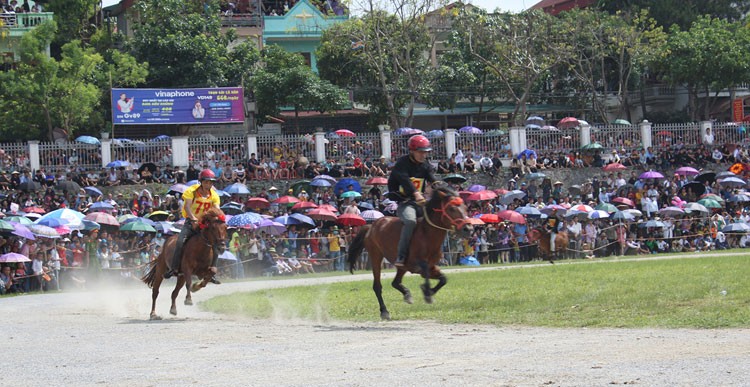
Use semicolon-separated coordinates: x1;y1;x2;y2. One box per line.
498;210;526;224
307;208;338;221
467;190;497;201
0;252;31;263
675;167;700;176
84;212;120;226
611;197;635;207
639;170;665;179
557;117;579;128
603;163;626;172
335;129;356;137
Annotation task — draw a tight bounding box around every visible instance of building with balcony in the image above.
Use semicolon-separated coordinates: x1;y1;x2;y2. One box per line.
0;12;54;65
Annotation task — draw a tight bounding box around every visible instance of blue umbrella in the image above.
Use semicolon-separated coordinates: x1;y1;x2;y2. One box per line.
82;219;101;231
84;186;103;197
273;215;301;226
168;184;188;194
34;217;67;228
310;179;332;187
75;135;100;145
89;201;114;212
289;213;316;227
426;129;444;138
38;208;85;228
334;178;361;195
525;124;542;130
151;135;171;142
612;211;635;221
220;202;244;215
357;202;374;210
516;206;541;217
224;183;251;195
186;180;199;186
214;189;231;197
468;184;486;193
722;223;750;233
341;191;362;199
152;221;174;234
326;132;340;139
393;127;424;136
228;212;264;228
313;175;337;184
106;160;130;168
525;116;545;126
517;149;537;159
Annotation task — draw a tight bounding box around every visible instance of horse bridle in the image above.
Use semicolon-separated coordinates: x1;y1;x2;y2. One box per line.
197;216;227;249
424;196;470;233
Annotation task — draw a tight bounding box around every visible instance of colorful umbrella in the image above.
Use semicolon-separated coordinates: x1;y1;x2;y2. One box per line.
224;183;251;195
611;197;635;207
611;211;635;221
0;219;15;233
274;195;300;205
587;210;610;219
525;116;545;126
256;219;286;235
5;216;32;225
84;186;103;197
220;202;245;215
89;201;115;212
145;211;171;221
106;160;130;168
458;126;482;134
516;206;541;217
467;190;497;201
557;117;579;128
603;163;626;172
310;179;332;187
722;223;750;233
289;213;316;227
697;198;722;209
479;213;500;224
467;184;486;193
341;191;362;199
227;212;264;228
307;208;338;222
292;201;318;211
312;175;337;185
28;224;60;239
84;212;120;226
365;176;388;186
361;210;384;222
675;167;700;176
245;197;270;209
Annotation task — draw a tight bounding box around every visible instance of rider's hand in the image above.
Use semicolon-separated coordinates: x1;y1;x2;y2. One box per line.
414;192;426;206
190;216;199;223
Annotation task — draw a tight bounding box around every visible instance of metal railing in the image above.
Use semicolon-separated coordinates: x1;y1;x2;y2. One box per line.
525;127;579;155
38;141;102;173
455;132;511;159
256;134;315;163
0;142;30;172
188;135;248;169
712;122;750;147
591;125;641;153
110;138;173;169
650;123;701;151
323;132;382;162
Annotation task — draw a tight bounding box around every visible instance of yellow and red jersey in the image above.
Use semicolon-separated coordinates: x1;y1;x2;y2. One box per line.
181;184;220;219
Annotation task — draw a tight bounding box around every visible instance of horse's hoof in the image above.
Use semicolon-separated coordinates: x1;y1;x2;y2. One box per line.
549;260;555;264
150;314;162;321
380;311;391;320
420;284;433;304
404;293;413;304
184;299;193;306
169;307;177;316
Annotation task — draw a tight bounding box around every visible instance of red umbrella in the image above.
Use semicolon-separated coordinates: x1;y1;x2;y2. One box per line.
498;210;526;224
611;197;634;207
318;204;339;213
245;197;270;209
337;213;366;227
493;188;509;195
335;129;356;137
292;201;318;210
458;191;473;200
365;176;388;185
603;163;626;172
467;190;497;201
464;217;485;226
23;206;46;214
479;213;500;224
557;117;579;128
307;208;337;222
274;195;300;205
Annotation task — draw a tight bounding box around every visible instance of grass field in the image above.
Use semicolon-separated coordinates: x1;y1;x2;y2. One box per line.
203;253;750;328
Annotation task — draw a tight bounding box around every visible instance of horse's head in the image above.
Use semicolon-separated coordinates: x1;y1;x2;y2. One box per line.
198;208;228;253
427;181;473;237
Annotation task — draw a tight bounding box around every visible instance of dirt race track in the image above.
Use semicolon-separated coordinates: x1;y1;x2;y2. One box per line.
5;265;750;387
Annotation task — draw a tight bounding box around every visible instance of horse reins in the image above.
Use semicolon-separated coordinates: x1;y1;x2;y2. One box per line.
424;196;469;233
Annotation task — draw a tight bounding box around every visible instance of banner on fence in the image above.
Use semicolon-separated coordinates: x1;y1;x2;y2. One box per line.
733;98;744;122
111;88;245;125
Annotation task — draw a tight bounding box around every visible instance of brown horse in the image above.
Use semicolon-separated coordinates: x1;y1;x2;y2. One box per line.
347;183;473;320
528;227;569;263
141;207;227;320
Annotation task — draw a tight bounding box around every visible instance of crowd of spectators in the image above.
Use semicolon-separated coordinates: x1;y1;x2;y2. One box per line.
218;0;347;17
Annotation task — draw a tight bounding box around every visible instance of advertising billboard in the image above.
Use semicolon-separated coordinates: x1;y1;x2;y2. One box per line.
111;87;245;125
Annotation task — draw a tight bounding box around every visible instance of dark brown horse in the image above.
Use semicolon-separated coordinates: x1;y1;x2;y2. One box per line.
347;183;473;320
141;207;227;320
528;227;569;263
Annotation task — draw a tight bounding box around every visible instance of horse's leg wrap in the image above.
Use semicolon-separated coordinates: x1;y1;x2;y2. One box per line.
550;233;556;253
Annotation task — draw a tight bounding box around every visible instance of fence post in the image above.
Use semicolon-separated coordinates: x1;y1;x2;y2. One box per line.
445;128;457;159
580;122;591;147
314;132;326;163
379;126;392;161
172;136;189;167
247;134;257;159
509;126;526;156
101;139;112;168
639;120;652;149
28;141;40;171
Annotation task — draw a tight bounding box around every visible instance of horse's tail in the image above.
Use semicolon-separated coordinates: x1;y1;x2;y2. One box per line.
141;259;159;289
347;225;370;274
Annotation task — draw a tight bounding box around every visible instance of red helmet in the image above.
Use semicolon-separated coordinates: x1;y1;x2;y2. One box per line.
199;169;217;181
408;135;432;152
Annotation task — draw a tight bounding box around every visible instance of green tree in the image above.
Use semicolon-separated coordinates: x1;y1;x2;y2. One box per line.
597;0;750;30
0;21;103;141
128;0;232;87
253;46;347;133
659;17;750;120
43;0;101;51
318;1;435;128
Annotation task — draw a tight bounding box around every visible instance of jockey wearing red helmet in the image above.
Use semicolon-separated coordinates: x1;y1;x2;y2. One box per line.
387;134;436;267
164;169;222;283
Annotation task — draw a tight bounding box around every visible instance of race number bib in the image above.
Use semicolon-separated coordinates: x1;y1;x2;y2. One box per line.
399;177;425;194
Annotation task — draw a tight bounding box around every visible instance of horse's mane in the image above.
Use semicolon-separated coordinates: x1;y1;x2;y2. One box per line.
426;182;459;211
200;207;226;223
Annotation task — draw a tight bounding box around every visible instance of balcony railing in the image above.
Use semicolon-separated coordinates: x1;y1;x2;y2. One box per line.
220;13;263;28
1;12;54;34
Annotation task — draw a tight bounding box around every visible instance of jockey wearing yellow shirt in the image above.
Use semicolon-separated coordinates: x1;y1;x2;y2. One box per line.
164;169;222;282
